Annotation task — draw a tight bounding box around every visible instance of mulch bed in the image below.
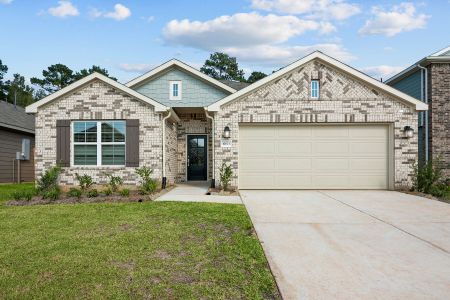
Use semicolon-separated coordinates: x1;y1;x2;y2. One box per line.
400;190;450;204
207;188;240;196
6;185;174;206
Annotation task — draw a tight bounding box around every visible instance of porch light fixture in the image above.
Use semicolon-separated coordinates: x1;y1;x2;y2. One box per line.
404;126;414;138
223;126;231;138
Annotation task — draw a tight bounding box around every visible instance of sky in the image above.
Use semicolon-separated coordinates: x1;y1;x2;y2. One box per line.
1;0;449;84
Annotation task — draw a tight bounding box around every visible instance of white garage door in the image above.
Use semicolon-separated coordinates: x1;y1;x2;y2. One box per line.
239;124;390;189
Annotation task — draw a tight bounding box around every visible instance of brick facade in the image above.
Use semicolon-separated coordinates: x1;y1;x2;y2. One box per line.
35;80;163;185
428;63;450;177
213;59;419;189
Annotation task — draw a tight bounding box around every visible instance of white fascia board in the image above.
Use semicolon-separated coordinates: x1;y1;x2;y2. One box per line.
125;59;237;93
208;51;428;112
26;72;168;113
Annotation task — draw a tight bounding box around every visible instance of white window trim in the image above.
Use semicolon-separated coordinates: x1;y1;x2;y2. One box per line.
169;80;182;100
311;80;319;99
71;121;126;167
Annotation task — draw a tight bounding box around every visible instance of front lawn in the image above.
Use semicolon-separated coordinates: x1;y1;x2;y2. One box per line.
0;201;280;299
0;183;35;204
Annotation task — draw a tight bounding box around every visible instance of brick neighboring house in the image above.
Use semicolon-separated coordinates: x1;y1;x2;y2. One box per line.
386;46;450;177
0;101;35;183
26;52;427;190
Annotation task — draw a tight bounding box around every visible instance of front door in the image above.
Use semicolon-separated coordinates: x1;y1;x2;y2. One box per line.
187;135;207;181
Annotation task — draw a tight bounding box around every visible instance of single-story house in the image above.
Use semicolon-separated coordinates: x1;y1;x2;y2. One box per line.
0;101;35;183
386;45;450;177
26;51;427;190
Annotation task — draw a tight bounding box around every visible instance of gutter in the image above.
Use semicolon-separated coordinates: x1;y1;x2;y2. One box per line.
417;64;429;162
204;108;215;188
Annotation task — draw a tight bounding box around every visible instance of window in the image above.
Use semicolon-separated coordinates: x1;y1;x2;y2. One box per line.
73;121;125;166
169;81;182;100
311;80;319;99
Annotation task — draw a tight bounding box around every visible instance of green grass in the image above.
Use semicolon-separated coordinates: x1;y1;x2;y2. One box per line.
0;183;35;204
0;201;280;299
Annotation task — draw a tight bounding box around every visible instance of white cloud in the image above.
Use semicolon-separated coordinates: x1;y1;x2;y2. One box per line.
163;12;335;50
90;3;131;21
222;43;355;66
360;65;405;80
118;63;155;73
48;1;79;18
0;0;13;4
251;0;360;20
359;2;430;37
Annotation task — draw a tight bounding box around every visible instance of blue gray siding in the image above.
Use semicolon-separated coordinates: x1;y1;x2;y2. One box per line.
390;70;421;100
133;68;230;107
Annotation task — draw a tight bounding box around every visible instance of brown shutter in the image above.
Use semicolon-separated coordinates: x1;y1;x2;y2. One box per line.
126;119;139;167
56;120;71;167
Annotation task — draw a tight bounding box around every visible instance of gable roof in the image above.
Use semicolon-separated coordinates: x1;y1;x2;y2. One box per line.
219;80;251;91
386;45;450;84
125;59;237;93
26;72;168;113
0;101;35;134
207;51;428;112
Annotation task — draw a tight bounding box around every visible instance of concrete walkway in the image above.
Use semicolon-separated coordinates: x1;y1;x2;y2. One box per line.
156;182;242;204
241;190;450;300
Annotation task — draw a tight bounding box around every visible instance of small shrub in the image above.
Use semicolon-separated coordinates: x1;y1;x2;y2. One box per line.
36;165;61;195
219;162;233;191
412;159;443;194
67;187;82;198
86;189;99;198
120;188;130;197
136;166;158;194
42;187;61;201
103;188;113;196
107;175;123;193
429;184;450;199
10;190;35;201
75;173;94;191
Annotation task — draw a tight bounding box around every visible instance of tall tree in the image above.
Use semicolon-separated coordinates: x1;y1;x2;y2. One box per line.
0;59;8;101
200;52;245;82
247;71;267;83
30;64;75;94
74;65;117;81
6;74;35;107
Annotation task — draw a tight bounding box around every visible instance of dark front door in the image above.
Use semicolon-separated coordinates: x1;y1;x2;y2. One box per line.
187;135;207;181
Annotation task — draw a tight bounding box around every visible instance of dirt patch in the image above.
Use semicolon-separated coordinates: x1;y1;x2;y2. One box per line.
400;190;450;204
118;223;134;232
153;250;172;260
111;260;135;271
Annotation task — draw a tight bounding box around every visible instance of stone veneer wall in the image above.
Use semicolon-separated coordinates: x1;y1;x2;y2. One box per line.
165;120;178;185
429;63;450;177
213;59;419;189
35;80;163;185
176;112;212;182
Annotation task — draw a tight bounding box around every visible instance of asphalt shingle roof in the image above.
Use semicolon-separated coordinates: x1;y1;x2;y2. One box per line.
0;101;35;133
219;80;251;91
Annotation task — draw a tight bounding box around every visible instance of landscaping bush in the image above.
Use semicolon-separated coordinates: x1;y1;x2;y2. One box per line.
219;162;233;191
429;184;450;199
107;175;123;193
42;186;61;201
36;165;61;196
136;166;158;194
10;190;35;201
86;189;99;198
102;188;113;196
412;159;443;194
67;187;82;199
75;173;94;191
120;188;130;197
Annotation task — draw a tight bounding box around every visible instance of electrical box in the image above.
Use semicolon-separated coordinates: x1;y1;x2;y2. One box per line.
16;139;30;160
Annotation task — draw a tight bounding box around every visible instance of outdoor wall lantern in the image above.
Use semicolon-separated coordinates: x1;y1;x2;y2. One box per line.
223;126;231;138
404;126;414;138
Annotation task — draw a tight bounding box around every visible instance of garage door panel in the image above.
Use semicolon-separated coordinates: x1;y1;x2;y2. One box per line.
239;124;389;189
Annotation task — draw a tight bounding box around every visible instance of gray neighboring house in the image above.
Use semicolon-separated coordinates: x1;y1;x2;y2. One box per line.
0;101;35;183
386;45;450;177
26;52;427;190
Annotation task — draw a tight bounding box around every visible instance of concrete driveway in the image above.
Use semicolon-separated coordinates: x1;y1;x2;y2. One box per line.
241;190;450;300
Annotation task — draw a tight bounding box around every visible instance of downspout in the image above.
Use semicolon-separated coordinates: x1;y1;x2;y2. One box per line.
161;110;172;189
204;108;215;188
417;64;429;162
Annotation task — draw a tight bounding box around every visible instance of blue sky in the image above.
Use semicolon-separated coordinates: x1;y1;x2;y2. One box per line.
1;0;449;83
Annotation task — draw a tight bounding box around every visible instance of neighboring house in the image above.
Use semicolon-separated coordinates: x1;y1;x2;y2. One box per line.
386;46;450;177
26;52;427;190
0;101;35;183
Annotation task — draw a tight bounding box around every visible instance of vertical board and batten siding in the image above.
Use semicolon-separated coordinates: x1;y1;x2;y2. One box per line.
133;67;230;107
0;128;35;183
56;120;70;167
125;119;140;167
